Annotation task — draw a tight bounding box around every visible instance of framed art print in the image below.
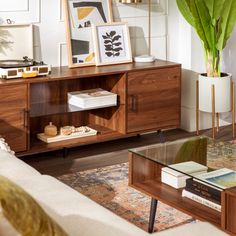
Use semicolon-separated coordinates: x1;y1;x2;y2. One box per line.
92;22;132;66
63;0;113;68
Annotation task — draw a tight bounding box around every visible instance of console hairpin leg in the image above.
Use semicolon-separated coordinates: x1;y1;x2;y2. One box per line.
232;81;235;138
196;80;199;135
212;84;215;139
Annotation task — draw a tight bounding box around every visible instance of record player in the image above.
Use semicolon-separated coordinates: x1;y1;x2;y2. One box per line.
0;56;51;79
0;24;51;79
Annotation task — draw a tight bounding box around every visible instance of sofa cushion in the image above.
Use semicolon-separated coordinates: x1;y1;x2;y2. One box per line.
0;138;14;155
13;174;152;236
0;175;68;236
0;149;40;180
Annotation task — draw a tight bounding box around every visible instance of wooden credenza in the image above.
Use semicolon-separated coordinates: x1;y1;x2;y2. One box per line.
0;60;181;156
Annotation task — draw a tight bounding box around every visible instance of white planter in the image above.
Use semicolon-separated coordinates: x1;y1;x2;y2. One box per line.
198;73;232;113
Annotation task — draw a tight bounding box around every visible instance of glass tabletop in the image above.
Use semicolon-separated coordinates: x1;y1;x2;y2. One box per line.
129;136;236;190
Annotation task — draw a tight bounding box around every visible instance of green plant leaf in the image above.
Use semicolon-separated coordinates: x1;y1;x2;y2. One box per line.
217;0;236;50
189;0;213;51
205;0;225;21
176;0;195;27
176;0;236;76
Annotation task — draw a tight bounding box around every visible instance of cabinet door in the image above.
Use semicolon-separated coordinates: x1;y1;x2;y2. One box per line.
0;111;28;152
0;85;28;152
127;67;181;133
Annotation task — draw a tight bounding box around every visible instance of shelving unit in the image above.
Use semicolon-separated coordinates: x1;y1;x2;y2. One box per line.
0;60;181;156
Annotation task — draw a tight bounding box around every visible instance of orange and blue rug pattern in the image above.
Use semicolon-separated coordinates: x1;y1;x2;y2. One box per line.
57;163;193;232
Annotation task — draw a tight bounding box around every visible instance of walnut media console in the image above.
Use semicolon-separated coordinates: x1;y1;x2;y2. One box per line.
0;60;181;157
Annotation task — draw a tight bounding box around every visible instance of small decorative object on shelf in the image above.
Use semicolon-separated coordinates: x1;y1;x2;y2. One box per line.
38;126;97;143
60;126;90;136
44;122;57;137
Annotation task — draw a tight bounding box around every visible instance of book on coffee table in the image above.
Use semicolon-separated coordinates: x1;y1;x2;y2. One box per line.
185;178;222;204
196;168;236;189
161;161;208;189
182;189;221;212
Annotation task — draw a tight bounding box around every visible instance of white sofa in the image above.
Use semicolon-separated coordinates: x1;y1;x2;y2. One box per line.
0;144;228;236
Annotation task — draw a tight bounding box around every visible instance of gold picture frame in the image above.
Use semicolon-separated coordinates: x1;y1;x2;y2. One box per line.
92;22;132;66
63;0;113;68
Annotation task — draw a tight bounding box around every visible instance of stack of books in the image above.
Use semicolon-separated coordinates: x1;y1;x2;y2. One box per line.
182;168;236;212
161;161;208;189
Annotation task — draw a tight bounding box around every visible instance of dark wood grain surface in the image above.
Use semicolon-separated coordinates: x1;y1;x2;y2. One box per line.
0;60;180;86
0;84;28;152
127;66;181;133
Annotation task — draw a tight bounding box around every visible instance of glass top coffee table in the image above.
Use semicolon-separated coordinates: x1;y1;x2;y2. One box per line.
129;136;236;234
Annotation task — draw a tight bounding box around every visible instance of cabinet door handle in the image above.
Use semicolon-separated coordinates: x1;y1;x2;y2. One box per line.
130;95;137;112
23;109;28;128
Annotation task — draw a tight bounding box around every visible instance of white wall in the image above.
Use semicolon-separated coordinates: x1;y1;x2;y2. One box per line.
0;0;167;67
168;0;236;132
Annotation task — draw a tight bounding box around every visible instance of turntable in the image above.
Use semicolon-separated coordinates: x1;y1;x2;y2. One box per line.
0;56;51;79
0;24;51;79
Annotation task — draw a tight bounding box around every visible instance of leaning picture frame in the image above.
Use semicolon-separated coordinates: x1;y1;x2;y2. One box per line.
63;0;113;68
92;22;132;66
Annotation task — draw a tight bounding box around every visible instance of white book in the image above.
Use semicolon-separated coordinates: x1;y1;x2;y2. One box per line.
161;161;208;189
161;168;191;189
68;88;117;109
182;189;221;212
161;168;206;189
169;161;208;174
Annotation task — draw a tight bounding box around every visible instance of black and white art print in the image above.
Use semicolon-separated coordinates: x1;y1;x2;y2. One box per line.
93;22;132;66
63;0;112;68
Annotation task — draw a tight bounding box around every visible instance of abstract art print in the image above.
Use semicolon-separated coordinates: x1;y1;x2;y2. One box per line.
93;22;132;66
63;0;112;68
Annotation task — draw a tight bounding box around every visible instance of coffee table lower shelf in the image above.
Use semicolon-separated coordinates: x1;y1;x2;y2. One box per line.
129;179;221;226
128;152;236;235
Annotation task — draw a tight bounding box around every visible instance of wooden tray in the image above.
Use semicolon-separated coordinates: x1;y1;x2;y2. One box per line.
37;127;97;143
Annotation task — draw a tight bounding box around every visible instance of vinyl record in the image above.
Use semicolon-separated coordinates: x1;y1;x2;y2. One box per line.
0;59;34;68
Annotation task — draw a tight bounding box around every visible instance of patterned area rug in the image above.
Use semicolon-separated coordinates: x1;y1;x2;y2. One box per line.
57;163;193;232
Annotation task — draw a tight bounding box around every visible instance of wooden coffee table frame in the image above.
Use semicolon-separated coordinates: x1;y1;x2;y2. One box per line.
129;152;236;235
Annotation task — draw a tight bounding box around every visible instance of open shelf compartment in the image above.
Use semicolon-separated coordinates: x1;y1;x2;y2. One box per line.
129;153;222;228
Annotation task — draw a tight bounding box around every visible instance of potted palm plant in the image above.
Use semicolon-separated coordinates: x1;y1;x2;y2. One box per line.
176;0;236;113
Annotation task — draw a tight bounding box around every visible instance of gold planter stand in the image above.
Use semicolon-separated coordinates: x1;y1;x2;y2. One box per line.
196;80;235;138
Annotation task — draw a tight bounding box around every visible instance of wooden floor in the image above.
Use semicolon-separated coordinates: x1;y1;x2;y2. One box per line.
22;125;234;177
